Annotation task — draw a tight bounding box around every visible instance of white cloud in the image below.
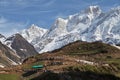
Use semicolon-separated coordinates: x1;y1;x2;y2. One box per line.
0;17;28;37
0;0;55;15
2;29;19;37
0;17;7;24
0;0;55;8
43;0;56;7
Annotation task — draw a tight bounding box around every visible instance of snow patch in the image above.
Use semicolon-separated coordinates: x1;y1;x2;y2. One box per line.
0;64;4;68
20;48;27;52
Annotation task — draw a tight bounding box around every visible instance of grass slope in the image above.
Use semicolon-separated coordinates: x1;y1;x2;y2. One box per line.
58;41;120;55
0;74;20;80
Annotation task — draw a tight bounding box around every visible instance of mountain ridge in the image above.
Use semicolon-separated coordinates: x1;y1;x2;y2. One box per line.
26;5;120;53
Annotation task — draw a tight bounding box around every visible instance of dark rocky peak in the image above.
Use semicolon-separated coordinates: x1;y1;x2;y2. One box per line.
10;34;38;60
0;34;5;38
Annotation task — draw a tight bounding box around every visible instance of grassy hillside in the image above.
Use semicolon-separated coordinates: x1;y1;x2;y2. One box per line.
1;41;120;80
0;74;20;80
19;41;120;80
57;41;120;55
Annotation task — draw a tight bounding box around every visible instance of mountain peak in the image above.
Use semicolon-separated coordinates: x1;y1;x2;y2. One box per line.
44;17;68;38
5;33;38;59
55;18;68;28
29;24;40;30
20;24;47;43
31;24;36;26
57;18;68;23
111;6;120;10
110;6;120;16
85;5;101;15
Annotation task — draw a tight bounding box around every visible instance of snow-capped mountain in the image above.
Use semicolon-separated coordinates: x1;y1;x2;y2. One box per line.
67;6;101;33
20;24;47;43
80;6;120;44
29;6;120;53
43;18;68;38
32;18;68;52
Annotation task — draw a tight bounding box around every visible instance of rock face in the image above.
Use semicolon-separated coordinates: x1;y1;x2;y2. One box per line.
5;34;38;60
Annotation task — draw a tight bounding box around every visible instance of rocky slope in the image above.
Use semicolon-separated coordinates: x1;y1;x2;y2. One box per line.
0;33;38;67
0;41;20;68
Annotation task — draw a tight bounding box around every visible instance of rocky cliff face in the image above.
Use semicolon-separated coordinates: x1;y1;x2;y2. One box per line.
5;34;38;60
0;41;20;68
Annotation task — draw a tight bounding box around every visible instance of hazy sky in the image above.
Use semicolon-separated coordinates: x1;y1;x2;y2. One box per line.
0;0;120;36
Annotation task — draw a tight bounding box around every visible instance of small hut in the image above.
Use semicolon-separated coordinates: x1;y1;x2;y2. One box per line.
32;65;44;69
